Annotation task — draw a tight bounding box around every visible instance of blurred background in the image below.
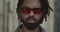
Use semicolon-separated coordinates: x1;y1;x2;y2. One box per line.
0;0;60;32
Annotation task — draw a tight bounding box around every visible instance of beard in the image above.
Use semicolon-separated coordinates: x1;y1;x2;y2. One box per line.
20;16;43;30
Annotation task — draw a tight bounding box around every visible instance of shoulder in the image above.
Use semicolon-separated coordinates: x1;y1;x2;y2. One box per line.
15;24;22;32
41;26;46;32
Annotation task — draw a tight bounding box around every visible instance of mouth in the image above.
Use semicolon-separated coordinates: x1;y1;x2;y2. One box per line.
28;19;35;21
27;19;36;23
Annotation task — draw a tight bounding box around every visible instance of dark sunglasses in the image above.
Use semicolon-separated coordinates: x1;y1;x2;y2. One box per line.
21;7;43;14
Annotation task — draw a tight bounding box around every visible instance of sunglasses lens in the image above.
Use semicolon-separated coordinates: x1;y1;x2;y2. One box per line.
34;9;42;14
22;8;42;14
22;9;30;14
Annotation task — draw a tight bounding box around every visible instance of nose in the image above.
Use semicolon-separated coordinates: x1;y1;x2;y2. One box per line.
29;11;34;16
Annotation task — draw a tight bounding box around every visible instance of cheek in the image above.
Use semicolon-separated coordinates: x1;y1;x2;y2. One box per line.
35;13;42;20
21;13;29;20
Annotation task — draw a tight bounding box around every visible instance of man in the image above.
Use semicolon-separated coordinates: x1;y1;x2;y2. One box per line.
16;0;53;32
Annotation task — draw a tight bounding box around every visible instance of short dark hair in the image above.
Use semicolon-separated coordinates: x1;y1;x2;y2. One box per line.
16;0;53;21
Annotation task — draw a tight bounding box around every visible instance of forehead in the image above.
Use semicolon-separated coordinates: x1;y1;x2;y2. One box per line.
22;0;42;8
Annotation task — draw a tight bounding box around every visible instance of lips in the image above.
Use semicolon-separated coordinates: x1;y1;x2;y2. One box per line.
28;19;35;21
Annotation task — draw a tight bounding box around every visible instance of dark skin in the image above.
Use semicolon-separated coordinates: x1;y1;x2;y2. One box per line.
19;0;44;32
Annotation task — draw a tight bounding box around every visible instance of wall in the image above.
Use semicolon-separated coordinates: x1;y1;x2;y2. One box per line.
0;0;3;32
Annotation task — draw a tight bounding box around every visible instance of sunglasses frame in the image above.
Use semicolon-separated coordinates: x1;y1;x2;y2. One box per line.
21;7;43;14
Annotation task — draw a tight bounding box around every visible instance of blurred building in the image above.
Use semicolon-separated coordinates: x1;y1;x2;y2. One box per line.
0;0;59;32
54;0;60;32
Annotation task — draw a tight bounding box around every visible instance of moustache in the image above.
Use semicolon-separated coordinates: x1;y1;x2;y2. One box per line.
26;16;37;21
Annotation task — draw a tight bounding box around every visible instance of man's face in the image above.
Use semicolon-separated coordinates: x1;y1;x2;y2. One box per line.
19;0;43;29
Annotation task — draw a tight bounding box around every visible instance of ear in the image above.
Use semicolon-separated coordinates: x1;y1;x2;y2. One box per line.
18;13;21;18
41;13;45;19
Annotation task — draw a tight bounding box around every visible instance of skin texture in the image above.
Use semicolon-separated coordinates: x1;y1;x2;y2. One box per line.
19;0;44;32
20;0;43;24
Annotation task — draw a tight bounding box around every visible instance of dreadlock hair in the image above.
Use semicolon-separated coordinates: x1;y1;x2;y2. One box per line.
16;0;53;21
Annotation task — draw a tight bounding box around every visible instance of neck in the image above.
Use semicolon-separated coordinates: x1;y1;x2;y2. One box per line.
21;24;41;32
